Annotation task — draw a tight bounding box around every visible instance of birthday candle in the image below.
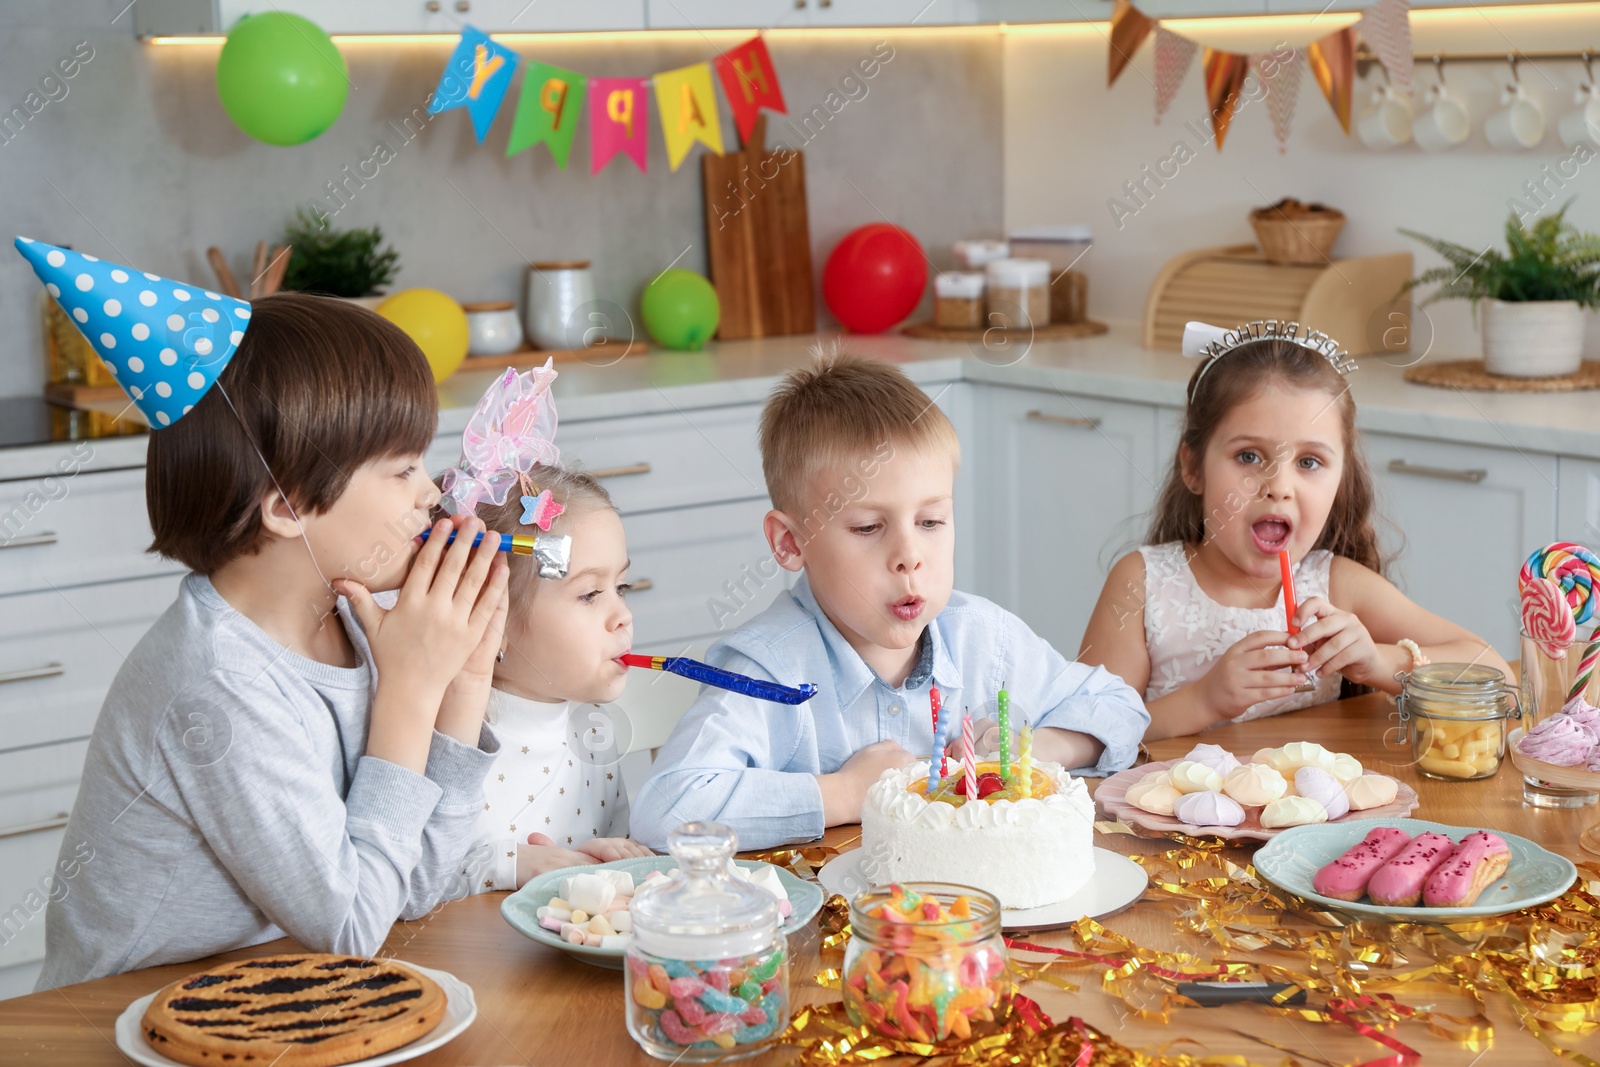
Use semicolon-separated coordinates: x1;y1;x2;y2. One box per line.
997;683;1011;780
926;715;942;795
930;684;945;778
1018;724;1033;799
962;709;976;800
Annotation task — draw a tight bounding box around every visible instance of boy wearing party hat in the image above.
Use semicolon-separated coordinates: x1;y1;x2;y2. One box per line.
15;238;510;988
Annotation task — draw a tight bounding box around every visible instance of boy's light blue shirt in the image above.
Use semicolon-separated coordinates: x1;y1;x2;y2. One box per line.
633;575;1149;850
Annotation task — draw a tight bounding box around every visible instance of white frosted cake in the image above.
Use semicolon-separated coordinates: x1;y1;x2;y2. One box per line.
859;756;1095;910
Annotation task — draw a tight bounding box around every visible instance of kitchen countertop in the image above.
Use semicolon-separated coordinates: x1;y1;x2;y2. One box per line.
4;321;1598;482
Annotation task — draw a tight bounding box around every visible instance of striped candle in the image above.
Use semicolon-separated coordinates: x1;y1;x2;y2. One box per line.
1018;724;1033;799
962;710;977;800
997;683;1011;779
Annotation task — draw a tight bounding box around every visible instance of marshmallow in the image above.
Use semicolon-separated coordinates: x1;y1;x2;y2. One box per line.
565;873;617;915
600;934;631;951
745;864;791;905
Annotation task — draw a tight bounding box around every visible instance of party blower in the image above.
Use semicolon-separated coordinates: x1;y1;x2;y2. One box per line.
620;654;817;705
417;528;571;579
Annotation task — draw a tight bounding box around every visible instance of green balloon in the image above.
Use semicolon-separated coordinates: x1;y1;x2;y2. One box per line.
641;270;721;351
217;13;347;146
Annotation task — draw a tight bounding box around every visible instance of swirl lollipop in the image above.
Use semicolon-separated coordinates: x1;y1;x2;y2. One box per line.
1521;542;1600;625
1521;577;1576;659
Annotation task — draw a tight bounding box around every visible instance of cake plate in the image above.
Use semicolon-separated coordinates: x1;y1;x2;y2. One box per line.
816;846;1147;931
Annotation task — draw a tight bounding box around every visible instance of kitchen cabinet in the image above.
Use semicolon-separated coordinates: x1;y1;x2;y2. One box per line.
1366;432;1556;660
973;385;1161;657
0;468;181;597
1558;458;1600;549
136;0;647;37
645;0;967;28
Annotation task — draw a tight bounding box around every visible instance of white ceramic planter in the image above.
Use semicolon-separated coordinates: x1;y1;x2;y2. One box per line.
1482;298;1586;377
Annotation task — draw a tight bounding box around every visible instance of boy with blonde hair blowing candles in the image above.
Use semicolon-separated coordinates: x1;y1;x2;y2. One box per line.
634;350;1148;849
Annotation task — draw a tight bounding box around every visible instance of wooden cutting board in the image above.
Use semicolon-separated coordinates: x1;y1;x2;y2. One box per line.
702;115;815;340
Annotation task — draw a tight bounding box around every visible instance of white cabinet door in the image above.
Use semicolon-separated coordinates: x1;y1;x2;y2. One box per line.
976;386;1160;657
807;0;968;25
0;738;91;973
0;468;182;597
1365;432;1556;659
212;0;647;34
646;0;811;28
1558;458;1600;548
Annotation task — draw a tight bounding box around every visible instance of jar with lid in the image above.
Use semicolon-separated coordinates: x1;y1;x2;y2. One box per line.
842;883;1011;1044
625;822;788;1061
933;272;984;330
461;301;525;357
984;259;1050;331
1396;663;1521;780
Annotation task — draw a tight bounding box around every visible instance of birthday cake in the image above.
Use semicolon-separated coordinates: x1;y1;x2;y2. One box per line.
859;756;1095;910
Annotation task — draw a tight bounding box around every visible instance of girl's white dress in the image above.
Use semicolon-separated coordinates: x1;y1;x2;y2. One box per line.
460;687;630;894
1138;542;1343;725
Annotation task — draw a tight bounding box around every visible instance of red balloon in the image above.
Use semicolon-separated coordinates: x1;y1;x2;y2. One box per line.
821;223;928;333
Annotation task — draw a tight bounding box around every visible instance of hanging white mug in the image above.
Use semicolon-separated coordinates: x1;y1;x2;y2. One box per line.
1412;83;1471;152
1558;83;1600;148
1357;84;1413;149
1485;83;1545;150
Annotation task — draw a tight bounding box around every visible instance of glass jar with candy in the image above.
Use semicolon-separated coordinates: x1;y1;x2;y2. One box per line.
625;822;788;1062
1396;663;1520;781
842;883;1012;1044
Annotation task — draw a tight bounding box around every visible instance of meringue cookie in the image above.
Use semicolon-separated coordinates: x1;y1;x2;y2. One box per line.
1329;753;1364;785
1173;790;1246;828
1182;743;1242;776
1137;769;1174;789
1516;715;1597;766
1260;795;1329;828
1561;695;1600;732
1250;746;1282;768
1222;763;1287;806
1167;760;1224;794
1126;777;1183;816
1273;741;1337;775
1293;767;1350;820
1344;773;1398;810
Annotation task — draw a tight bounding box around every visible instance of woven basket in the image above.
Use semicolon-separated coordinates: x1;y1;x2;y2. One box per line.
1249;209;1346;266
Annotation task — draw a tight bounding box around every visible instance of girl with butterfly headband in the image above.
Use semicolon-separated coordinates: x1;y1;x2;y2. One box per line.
1079;321;1509;741
437;361;652;892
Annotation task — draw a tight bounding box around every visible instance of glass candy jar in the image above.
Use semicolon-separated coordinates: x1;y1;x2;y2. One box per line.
1396;663;1521;781
843;883;1012;1044
625;823;788;1062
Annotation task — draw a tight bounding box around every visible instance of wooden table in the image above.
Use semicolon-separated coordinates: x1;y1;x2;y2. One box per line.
5;695;1599;1065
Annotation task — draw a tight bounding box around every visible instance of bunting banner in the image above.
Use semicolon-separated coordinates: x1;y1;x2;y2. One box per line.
654;63;724;171
1357;0;1413;92
506;61;586;168
589;76;649;174
714;36;786;144
1107;1;1407;149
1255;50;1304;152
427;27;519;143
1152;27;1198;124
1107;0;1155;88
427;29;785;174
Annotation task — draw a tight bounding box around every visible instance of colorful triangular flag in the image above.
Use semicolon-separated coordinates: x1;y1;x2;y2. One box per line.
427;26;519;142
1153;27;1198;123
1308;26;1358;134
589;76;649;174
1203;48;1250;149
506;61;586;167
15;238;249;427
1255;50;1304;152
1357;0;1413;93
713;36;786;144
1108;0;1155;87
654;62;724;171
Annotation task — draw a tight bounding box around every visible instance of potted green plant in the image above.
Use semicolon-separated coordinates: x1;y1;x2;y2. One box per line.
279;208;400;305
1401;204;1600;378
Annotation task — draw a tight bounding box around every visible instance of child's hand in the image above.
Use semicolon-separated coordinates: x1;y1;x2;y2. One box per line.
1200;631;1309;720
1289;596;1383;687
575;838;654;863
817;741;916;826
338;516;507;705
517;833;604;886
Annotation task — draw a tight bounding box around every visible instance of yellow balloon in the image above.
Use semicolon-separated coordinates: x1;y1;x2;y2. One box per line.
376;288;469;382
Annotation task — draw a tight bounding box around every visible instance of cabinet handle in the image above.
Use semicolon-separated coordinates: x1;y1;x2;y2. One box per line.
454;0;469;11
587;463;652;480
1387;459;1487;484
1025;410;1102;431
628;579;654;593
0;814;69;841
794;0;807;7
0;662;64;685
0;531;58;551
425;0;440;10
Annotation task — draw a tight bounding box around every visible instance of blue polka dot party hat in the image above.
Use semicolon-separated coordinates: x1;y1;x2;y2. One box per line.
15;237;252;428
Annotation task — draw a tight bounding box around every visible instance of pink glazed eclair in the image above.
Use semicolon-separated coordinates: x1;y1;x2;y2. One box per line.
1366;832;1456;907
1422;832;1511;908
1312;827;1412;902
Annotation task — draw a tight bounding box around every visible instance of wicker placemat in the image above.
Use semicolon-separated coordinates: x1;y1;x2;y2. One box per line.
902;319;1109;342
1404;359;1600;392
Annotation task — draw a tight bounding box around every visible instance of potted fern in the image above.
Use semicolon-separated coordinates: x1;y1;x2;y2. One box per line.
1401;204;1600;377
279;209;400;305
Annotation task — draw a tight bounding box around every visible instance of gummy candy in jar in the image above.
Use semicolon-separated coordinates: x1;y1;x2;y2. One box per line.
625;822;789;1062
843;883;1013;1044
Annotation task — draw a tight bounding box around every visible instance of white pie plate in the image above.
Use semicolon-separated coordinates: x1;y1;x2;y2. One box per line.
114;962;476;1067
816;846;1147;931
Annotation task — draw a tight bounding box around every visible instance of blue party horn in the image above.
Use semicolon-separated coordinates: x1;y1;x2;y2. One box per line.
418;528;571;578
